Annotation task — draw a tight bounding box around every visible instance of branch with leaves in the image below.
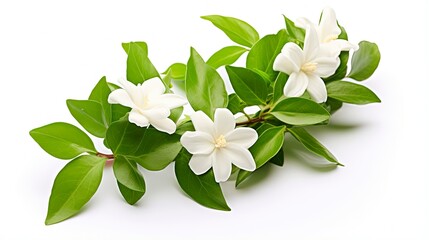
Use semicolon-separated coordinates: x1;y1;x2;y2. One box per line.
30;7;381;225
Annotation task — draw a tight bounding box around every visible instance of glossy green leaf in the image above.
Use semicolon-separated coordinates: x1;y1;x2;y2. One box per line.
66;99;107;138
117;181;145;205
201;15;259;48
272;72;288;103
175;121;195;136
207;46;248;69
327;81;381;105
112;105;130;122
227;93;246;114
89;76;112;125
283;15;305;42
236;125;285;186
271;98;330;126
122;42;160;84
288;128;342;165
170;106;184;123
113;155;145;192
30;122;96;159
246;29;291;80
185;48;228;119
323;97;343;114
226;66;268;105
45;155;106;225
174;149;230;211
348;41;381;81
269;148;284;166
163;63;186;80
106;121;182;170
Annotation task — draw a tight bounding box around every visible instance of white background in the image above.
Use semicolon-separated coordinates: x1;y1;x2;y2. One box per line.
1;0;428;239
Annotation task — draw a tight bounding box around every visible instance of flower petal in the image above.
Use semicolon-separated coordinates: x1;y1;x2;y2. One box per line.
273;43;304;74
214;108;235;136
306;74;327;103
225;127;258;149
108;89;136;108
223;144;256;171
142;107;170;120
191;111;214;135
212;150;232;183
149;117;177;134
313;56;340;77
141;78;166;99
319;7;341;43
295;17;313;29
283;71;309;97
128;109;149;127
153;93;187;109
303;25;320;61
181;131;215;154
188;153;213;175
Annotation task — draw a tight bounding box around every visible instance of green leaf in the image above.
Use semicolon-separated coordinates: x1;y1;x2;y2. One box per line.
30;122;96;159
327;81;381;105
45;155;106;225
227;93;246;114
225;66;268;105
283;15;305;42
117;181;145;205
323;97;343;114
88;76;112;125
122;42;160;84
66;99;107;138
113;155;145;192
185;48;228;119
269;148;284;166
348;41;381;81
201;15;259;48
170;106;184;123
112;105;130;123
163;63;186;80
174;149;230;211
324;51;349;83
207;46;248;69
272;72;288;103
288;128;341;165
175;121;195;136
236;125;285;186
106;121;182;171
271;98;330;126
246;29;291;80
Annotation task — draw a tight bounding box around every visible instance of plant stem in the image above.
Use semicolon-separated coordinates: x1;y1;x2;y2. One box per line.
96;152;114;160
236;116;265;126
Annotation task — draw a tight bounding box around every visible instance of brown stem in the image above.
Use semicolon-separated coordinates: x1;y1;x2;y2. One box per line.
97;152;114;160
236;117;265;126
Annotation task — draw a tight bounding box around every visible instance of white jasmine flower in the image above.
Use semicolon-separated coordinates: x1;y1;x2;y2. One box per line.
273;25;339;103
180;108;258;182
108;78;187;134
296;7;358;56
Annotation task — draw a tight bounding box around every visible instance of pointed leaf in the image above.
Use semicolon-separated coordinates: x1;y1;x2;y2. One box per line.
113;155;145;192
106;121;182;171
272;72;288;103
227;93;246;114
271;98;330;126
163;63;186;80
117;181;145;205
45;155;106;225
174;149;230;211
30;122;96;159
348;41;381;81
288;127;341;165
66;99;107;138
246;29;292;80
201;15;259;48
236;125;285;186
207;46;248;69
283;15;305;42
226;66;268;105
122;42;160;84
89;76;112;125
185;48;228;119
327;81;381;104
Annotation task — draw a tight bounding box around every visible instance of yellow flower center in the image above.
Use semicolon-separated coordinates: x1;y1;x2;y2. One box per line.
301;62;317;74
323;34;338;43
214;135;227;148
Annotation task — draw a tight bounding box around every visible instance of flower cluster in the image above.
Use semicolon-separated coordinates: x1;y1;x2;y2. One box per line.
30;7;380;225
